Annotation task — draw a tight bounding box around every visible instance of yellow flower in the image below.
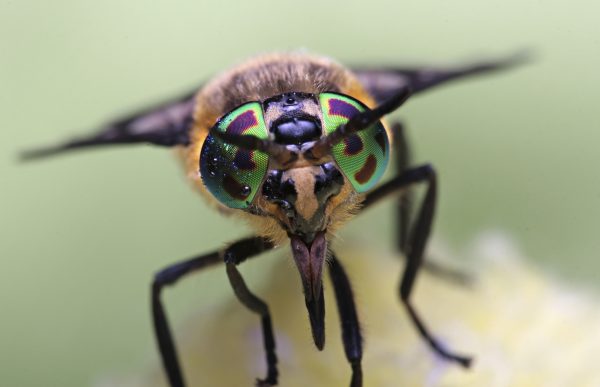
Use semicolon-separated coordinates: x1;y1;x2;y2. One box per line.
100;232;600;387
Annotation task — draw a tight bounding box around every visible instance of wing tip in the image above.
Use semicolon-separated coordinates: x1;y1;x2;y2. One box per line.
18;144;74;162
502;48;536;68
18;136;108;162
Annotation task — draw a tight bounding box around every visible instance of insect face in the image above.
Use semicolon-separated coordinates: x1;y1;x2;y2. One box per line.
199;91;389;221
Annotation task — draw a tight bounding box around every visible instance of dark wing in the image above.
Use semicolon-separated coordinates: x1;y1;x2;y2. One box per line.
353;51;529;103
21;88;199;161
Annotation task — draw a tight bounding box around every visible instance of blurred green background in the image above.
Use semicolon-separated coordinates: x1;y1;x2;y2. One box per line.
1;1;598;386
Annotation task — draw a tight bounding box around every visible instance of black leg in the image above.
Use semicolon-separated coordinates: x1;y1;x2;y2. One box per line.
363;165;472;368
328;253;363;387
152;236;274;387
225;262;278;386
390;122;472;285
391;122;412;254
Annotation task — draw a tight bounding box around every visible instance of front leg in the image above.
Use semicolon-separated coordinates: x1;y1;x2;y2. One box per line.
329;253;363;387
391;122;472;285
364;165;472;367
152;236;274;387
226;261;278;386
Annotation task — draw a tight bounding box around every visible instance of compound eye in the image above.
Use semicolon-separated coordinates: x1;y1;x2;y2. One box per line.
319;92;390;193
200;102;269;209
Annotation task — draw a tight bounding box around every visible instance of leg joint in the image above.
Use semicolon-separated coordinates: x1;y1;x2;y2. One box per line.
223;237;273;265
408;163;435;182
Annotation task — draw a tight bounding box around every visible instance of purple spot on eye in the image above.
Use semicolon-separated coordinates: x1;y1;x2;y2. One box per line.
226;110;258;135
328;99;360;119
344;134;363;156
223;173;251;200
374;130;387;153
354;154;377;184
233;149;256;170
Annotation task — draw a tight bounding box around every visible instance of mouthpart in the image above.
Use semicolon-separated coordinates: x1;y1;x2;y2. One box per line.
290;231;328;350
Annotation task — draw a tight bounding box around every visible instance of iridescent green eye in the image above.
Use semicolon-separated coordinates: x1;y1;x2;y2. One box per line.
319;93;389;193
200;102;269;209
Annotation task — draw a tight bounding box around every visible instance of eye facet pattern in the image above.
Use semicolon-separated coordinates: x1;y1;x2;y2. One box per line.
319;93;390;193
200;102;270;209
